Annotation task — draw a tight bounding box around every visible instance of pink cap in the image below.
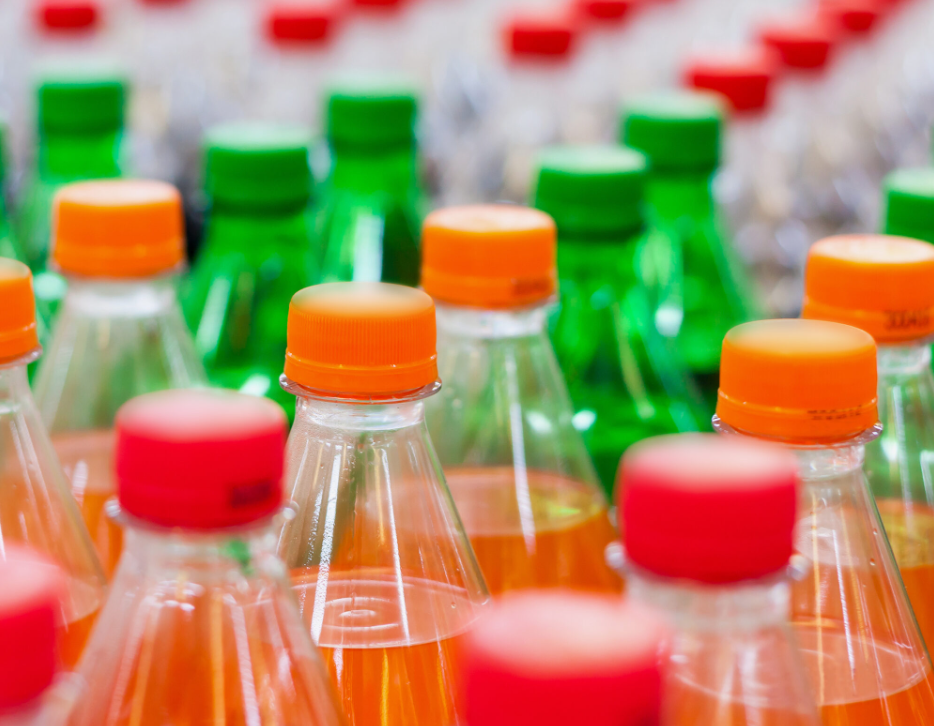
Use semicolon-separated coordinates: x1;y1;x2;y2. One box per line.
619;434;799;584
505;11;580;60
36;0;99;31
463;592;665;726
573;0;639;24
115;389;287;530
0;549;63;711
266;1;344;43
759;15;839;70
684;47;778;113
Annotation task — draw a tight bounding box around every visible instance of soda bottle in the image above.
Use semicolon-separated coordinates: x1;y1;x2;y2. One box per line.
533;145;707;495
316;79;424;287
277;281;489;725
0;121;24;263
0;258;105;669
801;234;934;648
421;204;622;594
618;433;822;726
67;389;345;726
33;180;207;576
881;167;934;244
183;124;316;416
716;318;934;723
461;592;665;726
621;91;760;403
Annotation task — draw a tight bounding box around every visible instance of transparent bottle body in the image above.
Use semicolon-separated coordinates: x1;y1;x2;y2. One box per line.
278;392;489;726
67;518;344;726
0;675;84;726
628;572;821;726
0;359;105;669
424;303;622;595
33;276;207;575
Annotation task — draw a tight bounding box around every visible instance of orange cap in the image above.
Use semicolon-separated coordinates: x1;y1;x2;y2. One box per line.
0;259;40;363
285;282;438;397
717;319;878;443
52;180;185;278
802;234;934;344
421;205;557;308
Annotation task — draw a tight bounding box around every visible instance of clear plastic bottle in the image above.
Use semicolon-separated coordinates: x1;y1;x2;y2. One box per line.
618;434;822;726
277;281;489;726
421;204;622;595
801;234;934;649
0;259;105;670
881;167;934;243
33;180;207;576
66;389;345;726
461;592;665;726
715;318;934;723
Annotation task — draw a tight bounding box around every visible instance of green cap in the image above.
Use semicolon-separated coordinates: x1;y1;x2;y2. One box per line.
325;77;418;149
882;167;934;244
533;146;647;236
204;124;313;210
621;91;723;172
37;71;126;134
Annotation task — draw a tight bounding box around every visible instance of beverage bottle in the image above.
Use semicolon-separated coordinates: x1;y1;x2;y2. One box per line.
801;234;934;648
618;433;822;726
182;124;316;416
461;592;665;726
315;79;424;287
277;281;489;725
67;389;345;726
0;122;24;263
421;204;622;595
621;91;760;403
33;180;207;576
881;167;934;243
715;318;934;723
533;145;707;495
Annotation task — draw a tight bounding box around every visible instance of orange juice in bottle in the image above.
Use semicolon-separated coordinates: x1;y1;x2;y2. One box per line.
67;389;344;726
277;282;490;726
421;205;621;595
0;258;105;669
716;318;934;724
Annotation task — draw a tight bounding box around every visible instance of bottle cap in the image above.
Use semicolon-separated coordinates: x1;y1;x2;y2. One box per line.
285;282;438;397
52;180;185;278
619;434;799;583
717;319;878;443
38;72;126;134
0;259;40;364
621;91;723;172
265;1;343;44
325;78;418;149
204;124;313;210
573;0;638;23
421;205;557;309
533;146;646;237
116;389;287;530
36;0;99;31
684;48;777;114
759;15;838;70
802;234;934;344
505;11;579;59
818;0;881;34
463;592;665;726
882;167;934;244
353;0;406;9
0;548;63;710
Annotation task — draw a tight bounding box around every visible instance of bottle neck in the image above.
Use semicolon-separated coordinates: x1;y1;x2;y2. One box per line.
328;143;418;197
38;130;123;181
0;362;35;400
645;170;715;220
293;396;428;432
434;303;549;340
791;441;866;483
62;275;179;318
877;341;931;377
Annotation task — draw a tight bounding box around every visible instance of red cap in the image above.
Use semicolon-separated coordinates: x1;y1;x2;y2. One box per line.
116;389;287;530
759;15;838;70
818;0;882;34
266;1;343;44
573;0;639;24
684;47;777;113
0;548;63;711
353;0;405;9
505;11;580;59
36;0;99;31
619;434;799;584
462;592;665;726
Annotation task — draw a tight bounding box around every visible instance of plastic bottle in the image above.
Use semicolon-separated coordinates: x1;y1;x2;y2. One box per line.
183;124;316;416
33;180;207;576
715;318;934;723
67;389;345;726
315;78;424;287
277;281;489;726
881;167;934;243
0;259;105;670
461;592;665;726
532;145;707;495
618;434;822;726
801;234;934;649
0;123;24;263
421;204;622;595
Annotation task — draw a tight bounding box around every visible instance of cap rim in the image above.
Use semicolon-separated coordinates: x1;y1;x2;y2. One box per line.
284;351;439;396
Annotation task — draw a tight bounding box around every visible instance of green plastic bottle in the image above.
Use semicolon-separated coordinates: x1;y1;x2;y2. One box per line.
183;124;316;416
0;121;24;263
622;92;759;403
882;167;934;244
316;79;424;286
533;145;708;495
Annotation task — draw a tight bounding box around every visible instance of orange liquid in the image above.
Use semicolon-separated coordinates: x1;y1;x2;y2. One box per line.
666;682;820;725
59;604;100;670
445;467;622;595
